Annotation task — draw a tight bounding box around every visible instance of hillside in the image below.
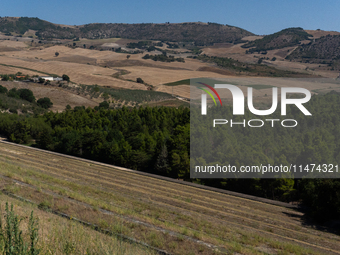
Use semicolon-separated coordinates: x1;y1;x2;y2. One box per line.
286;34;340;70
1;141;340;254
0;17;253;45
241;27;311;53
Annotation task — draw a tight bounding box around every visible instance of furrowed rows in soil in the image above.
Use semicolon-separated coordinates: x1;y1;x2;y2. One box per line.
0;142;339;254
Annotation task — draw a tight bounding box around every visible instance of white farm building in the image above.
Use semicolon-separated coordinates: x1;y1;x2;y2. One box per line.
36;76;64;81
39;76;54;81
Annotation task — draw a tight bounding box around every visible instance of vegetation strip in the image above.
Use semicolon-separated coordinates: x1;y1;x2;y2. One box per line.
1;189;172;255
0;140;297;209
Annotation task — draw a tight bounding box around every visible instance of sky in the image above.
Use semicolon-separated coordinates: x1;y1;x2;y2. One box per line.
1;0;339;35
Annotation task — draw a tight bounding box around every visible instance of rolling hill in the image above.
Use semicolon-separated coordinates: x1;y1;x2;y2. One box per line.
241;27;312;53
286;34;340;67
0;17;253;45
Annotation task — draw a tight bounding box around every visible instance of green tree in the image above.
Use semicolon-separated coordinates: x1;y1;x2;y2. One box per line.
18;89;36;103
1;74;9;81
37;97;53;109
7;88;20;99
136;77;144;83
62;74;70;82
55;52;59;57
0;85;8;94
99;101;109;109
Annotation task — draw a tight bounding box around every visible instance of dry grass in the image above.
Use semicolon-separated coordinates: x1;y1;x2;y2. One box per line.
305;30;340;39
0;142;339;254
0;195;154;255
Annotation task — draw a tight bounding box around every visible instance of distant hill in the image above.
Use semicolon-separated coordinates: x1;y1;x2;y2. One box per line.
286;34;340;61
286;34;340;70
0;17;253;45
241;27;312;53
0;17;63;34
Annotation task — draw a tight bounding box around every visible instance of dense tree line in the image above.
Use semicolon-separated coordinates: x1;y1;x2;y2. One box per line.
143;54;185;63
0;106;190;178
0;93;339;223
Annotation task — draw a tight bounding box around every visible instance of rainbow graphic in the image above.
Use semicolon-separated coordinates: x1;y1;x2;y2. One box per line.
197;82;222;106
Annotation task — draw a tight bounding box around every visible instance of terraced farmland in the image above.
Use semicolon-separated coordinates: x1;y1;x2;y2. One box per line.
0;141;340;255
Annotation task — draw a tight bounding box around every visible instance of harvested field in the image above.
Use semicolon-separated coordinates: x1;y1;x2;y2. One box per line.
1;42;339;101
0;55;145;89
0;141;340;254
0;64;42;76
0;40;28;48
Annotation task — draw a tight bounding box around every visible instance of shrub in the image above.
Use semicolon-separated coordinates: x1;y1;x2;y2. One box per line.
62;74;70;82
1;75;9;81
8;88;20;99
37;97;53;109
99;101;109;109
9;108;18;114
136;78;144;84
0;85;7;94
18;89;36;103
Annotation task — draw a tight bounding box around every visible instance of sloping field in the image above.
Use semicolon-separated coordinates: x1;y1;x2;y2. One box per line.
0;81;98;112
0;64;42;76
0;141;339;255
0;55;145;89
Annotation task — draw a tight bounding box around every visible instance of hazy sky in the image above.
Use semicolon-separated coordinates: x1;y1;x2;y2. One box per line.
1;0;339;35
